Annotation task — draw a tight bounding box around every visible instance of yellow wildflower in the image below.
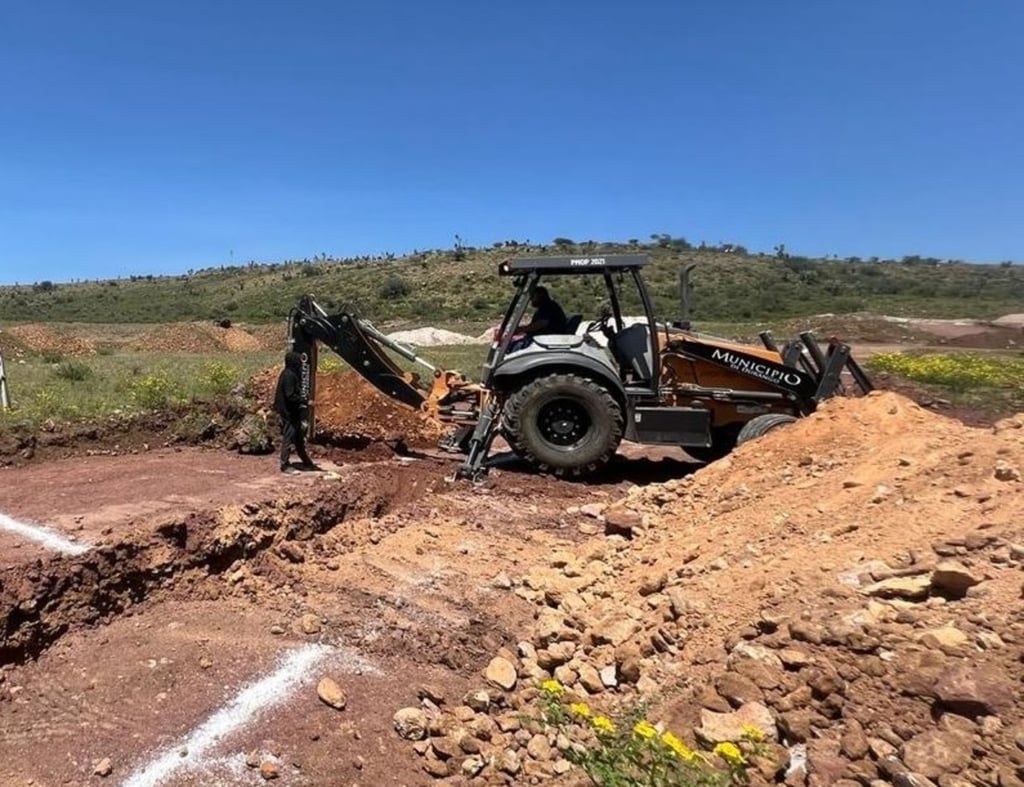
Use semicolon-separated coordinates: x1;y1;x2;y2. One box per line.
660;731;696;761
741;724;765;742
633;720;657;739
592;715;616;734
540;679;564;696
569;702;591;718
714;741;745;765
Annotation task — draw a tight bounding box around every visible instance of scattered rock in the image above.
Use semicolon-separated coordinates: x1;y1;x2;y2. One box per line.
918;626;970;654
863;575;932;600
299;613;321;635
394;707;428;740
496;748;521;775
259;760;280;780
696;701;778;745
994;462;1021;482
902;730;972;779
930;562;983;597
465;689;491;712
93;758;113;777
484;656;518;690
933;664;1015;717
316;677;346;710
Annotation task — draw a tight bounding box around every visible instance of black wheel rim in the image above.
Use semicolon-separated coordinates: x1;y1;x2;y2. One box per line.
537;399;591;449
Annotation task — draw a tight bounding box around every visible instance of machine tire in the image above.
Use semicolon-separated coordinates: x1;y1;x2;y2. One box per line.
502;373;623;477
736;413;799;446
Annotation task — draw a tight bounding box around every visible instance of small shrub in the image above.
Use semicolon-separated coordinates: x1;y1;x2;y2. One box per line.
41;350;65;364
130;372;177;410
53;360;93;382
380;274;409;300
172;412;218;442
197;361;240;396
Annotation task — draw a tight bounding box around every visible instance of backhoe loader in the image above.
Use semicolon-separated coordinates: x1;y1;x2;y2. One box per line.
286;255;872;480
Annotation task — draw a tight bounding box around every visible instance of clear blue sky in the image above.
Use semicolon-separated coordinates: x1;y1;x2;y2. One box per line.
1;1;1022;285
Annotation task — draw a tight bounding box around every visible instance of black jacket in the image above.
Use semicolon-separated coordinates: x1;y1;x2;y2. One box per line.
274;353;306;419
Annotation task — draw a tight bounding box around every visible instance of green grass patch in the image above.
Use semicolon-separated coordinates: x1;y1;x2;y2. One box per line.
866;350;1024;418
0;351;279;431
866;351;1024;391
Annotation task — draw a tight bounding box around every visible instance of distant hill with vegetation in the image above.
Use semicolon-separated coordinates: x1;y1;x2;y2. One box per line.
1;237;1020;325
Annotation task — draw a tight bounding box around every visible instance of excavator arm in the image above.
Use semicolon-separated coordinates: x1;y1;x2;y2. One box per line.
288;295;426;412
286;294;482;447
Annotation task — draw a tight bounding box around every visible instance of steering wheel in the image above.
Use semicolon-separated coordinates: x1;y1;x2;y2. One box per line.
584;304;614;338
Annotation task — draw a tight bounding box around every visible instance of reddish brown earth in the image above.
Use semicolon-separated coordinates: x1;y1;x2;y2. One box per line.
1;327;1023;786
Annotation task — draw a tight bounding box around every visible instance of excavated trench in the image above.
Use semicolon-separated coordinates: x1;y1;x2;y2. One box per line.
0;466;439;665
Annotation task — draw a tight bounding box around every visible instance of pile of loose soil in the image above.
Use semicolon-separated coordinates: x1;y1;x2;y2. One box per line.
133;322;262;353
314;371;444;448
246;322;288;351
248;367;443;450
392;392;1024;785
5;324;96;357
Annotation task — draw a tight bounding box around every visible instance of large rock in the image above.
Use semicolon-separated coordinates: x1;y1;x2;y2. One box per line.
604;508;642;537
896;650;949;698
484;657;518;690
901;730;972;780
863;575;931;600
696;701;778;745
589;616;640;646
918;626;969;654
577;663;604;693
393;707;428;740
715;672;764;707
316;677;347;710
930;562;983;597
933;664;1014;717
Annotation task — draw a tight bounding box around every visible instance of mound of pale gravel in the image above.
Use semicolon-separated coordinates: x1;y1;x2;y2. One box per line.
385;327;482;346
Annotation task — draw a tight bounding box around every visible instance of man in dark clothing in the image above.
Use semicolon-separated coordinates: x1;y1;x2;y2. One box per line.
521;286;568;337
274;351;318;473
507;286;568;352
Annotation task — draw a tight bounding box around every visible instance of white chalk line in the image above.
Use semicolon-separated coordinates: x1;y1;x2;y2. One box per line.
120;643;379;787
0;512;91;555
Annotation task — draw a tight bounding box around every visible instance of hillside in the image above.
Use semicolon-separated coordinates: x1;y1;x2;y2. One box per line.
1;241;1021;325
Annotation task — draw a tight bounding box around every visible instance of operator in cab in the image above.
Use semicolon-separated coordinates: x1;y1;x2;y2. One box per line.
506;286;569;352
521;286;568;337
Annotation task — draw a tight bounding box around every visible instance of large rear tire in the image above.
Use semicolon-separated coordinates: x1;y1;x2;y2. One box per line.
502;373;623;477
736;413;798;446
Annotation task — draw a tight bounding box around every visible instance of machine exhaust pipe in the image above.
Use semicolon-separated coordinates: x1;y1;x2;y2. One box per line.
676;263;697;330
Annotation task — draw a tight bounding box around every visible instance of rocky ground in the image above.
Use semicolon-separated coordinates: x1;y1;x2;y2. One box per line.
0;357;1022;785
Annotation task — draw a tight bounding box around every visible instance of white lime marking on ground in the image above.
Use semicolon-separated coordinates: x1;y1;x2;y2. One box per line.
121;644;377;787
0;512;91;555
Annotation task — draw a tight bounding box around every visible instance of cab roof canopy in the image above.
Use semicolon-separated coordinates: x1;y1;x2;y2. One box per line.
498;254;650;276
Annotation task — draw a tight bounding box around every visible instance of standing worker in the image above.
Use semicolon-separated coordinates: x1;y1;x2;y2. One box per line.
274;351;319;473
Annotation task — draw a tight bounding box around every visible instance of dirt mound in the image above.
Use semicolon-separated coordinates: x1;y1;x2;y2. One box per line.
248;366;444;450
247;322;287;351
134;322;262;353
5;324;95;357
992;313;1024;330
314;371;444;448
396;393;1024;785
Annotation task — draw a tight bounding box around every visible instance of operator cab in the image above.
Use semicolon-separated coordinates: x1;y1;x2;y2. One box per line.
483;254;660;391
